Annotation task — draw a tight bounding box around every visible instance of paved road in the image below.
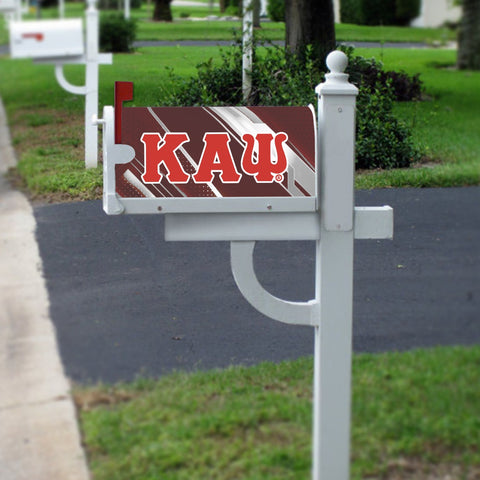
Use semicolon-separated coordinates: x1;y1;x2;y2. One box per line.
33;187;480;384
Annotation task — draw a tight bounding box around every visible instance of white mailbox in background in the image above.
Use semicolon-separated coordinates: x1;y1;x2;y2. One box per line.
0;0;20;19
0;0;17;12
9;19;84;59
6;0;112;169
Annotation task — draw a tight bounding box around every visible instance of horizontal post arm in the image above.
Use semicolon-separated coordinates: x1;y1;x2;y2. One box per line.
164;206;393;242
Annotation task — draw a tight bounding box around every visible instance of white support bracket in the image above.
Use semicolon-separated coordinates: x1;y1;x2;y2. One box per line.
164;204;392;330
231;241;320;326
52;51;112;169
54;64;87;95
226;203;392;328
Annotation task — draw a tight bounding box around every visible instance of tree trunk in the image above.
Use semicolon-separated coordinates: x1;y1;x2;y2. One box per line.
457;0;480;69
285;0;336;64
153;0;172;21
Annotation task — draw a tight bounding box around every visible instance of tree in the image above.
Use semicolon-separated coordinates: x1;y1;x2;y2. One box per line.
153;0;172;21
457;0;480;70
284;0;336;64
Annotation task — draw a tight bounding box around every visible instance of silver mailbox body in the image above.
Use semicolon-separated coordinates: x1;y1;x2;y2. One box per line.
9;19;84;59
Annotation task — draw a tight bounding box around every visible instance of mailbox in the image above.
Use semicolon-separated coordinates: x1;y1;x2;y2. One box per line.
102;82;318;215
0;0;17;12
9;19;84;59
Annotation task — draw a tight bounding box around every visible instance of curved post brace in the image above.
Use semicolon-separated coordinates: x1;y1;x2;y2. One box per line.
55;64;87;95
230;241;319;326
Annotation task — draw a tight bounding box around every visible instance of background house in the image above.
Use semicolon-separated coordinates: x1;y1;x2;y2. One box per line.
331;0;460;27
410;0;461;27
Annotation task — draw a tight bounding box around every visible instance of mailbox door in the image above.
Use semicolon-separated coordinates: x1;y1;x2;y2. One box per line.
9;19;84;59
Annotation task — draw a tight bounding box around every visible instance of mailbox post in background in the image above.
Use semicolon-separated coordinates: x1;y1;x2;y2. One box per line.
97;51;394;479
8;0;112;168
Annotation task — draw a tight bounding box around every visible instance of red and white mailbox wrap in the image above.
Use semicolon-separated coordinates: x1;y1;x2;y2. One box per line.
103;82;317;214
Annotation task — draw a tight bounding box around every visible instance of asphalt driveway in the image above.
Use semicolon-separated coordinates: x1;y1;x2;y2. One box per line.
33;187;480;384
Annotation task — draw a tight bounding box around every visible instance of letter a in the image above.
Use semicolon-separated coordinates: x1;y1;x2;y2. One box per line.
141;132;190;184
193;133;242;184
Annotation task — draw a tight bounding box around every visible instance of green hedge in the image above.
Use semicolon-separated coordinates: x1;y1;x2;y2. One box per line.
267;0;284;22
340;0;420;25
99;13;137;53
164;44;422;171
395;0;421;25
340;0;363;24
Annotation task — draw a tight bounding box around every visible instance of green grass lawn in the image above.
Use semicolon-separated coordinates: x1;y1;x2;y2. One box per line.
0;2;457;45
354;48;480;189
75;345;480;480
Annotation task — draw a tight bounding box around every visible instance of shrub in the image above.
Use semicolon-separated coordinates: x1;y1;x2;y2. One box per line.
163;44;422;170
99;13;137;53
340;0;363;24
356;85;421;169
395;0;421;25
344;46;423;101
340;0;421;25
41;0;57;7
361;0;396;25
267;0;284;22
165;47;243;106
165;42;322;107
98;0;142;9
225;0;241;16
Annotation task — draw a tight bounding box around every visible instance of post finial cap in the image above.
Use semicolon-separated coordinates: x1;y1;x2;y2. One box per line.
326;50;348;74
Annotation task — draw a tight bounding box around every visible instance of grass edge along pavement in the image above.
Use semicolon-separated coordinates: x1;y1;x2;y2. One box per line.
74;345;480;480
0;47;479;201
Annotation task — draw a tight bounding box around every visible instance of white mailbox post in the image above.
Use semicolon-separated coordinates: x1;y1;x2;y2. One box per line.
97;51;394;480
242;0;253;102
8;0;112;168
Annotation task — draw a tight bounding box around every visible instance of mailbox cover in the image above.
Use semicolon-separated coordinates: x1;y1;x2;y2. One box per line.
9;19;84;59
106;82;317;214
